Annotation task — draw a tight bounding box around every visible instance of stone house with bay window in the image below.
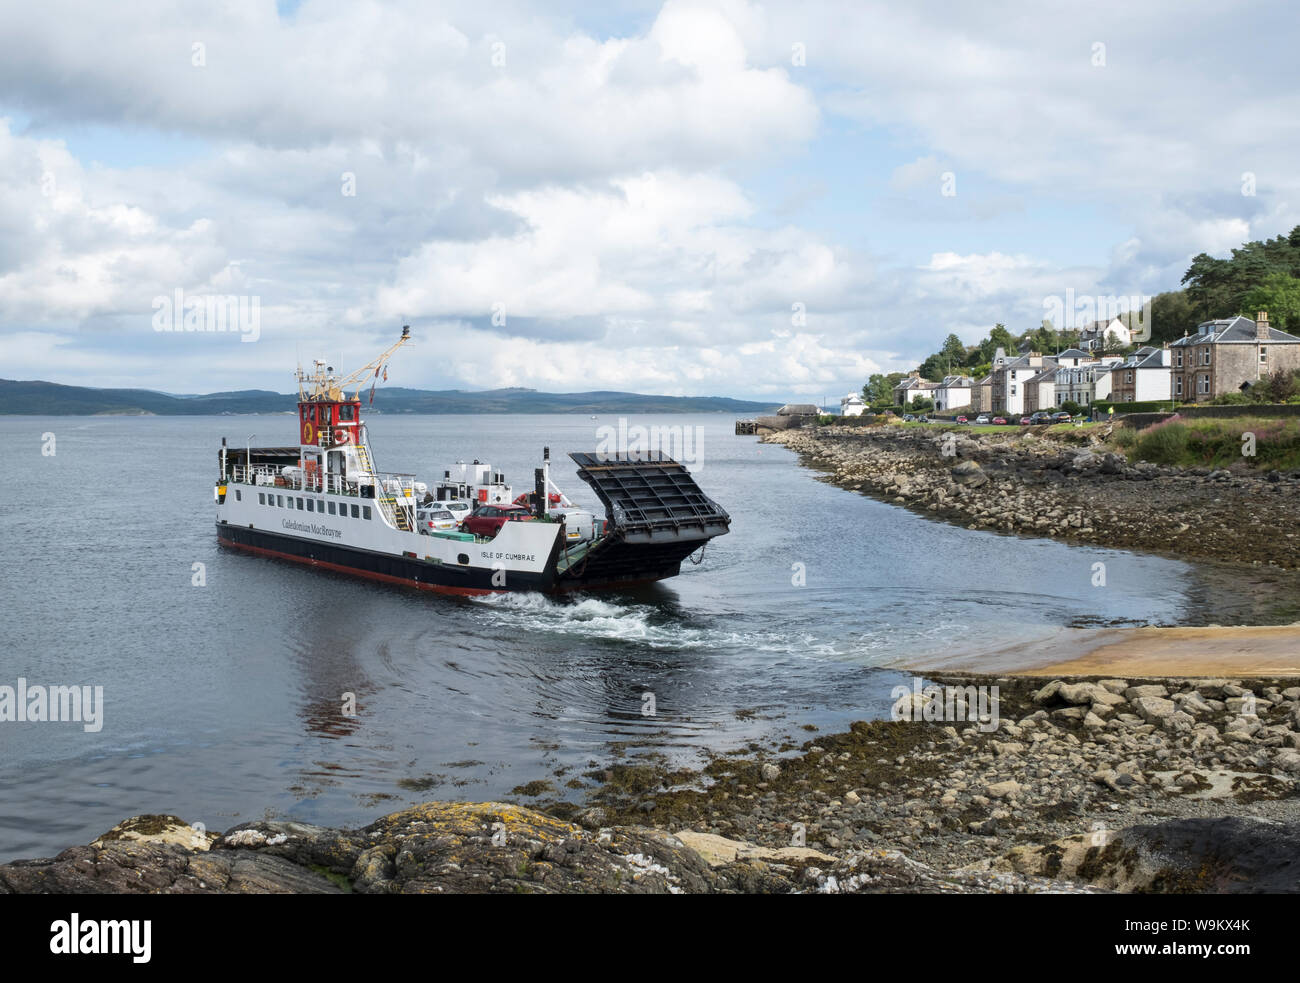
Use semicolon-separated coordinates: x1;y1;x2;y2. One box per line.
1169;312;1300;403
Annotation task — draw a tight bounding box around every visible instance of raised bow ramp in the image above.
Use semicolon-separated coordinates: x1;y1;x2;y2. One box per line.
557;451;731;589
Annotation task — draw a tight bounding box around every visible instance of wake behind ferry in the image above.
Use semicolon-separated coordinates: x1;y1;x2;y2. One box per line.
214;327;731;594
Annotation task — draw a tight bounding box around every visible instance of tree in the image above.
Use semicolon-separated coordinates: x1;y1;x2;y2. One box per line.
940;333;966;369
863;372;906;408
1150;290;1198;344
1241;273;1300;334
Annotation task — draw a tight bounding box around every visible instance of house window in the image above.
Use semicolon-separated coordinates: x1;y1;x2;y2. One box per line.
1010;386;1016;395
1126;371;1133;383
1260;347;1268;363
1201;348;1211;365
1199;375;1210;395
1174;351;1183;367
1174;377;1183;396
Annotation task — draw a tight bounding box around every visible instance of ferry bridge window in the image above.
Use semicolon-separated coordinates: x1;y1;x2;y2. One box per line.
277;495;284;507
307;500;314;512
351;504;360;518
297;498;304;509
235;490;241;501
339;404;355;421
328;501;336;515
363;506;372;520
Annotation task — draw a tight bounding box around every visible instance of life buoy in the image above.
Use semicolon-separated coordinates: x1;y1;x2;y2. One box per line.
301;420;315;444
333;428;351;445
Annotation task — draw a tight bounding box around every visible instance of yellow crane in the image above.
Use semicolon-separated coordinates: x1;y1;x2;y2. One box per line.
296;325;411;402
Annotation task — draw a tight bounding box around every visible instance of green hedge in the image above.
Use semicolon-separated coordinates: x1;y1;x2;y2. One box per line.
1091;399;1177;415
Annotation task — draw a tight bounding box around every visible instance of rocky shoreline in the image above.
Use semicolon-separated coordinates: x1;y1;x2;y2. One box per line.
763;424;1300;622
4;672;1298;893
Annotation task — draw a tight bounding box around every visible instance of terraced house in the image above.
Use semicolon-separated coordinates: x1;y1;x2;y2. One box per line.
990;349;1052;416
1106;346;1172;404
1169;312;1300;402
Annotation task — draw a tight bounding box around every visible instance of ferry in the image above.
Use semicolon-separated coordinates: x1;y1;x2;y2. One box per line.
213;327;731;594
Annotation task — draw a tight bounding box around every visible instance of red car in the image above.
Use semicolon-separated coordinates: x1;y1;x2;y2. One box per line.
992;416;1008;425
461;503;534;538
1019;416;1032;425
956;415;969;424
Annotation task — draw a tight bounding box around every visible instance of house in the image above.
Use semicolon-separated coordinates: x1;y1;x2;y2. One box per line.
840;393;866;417
990;350;1053;416
933;375;973;412
1169;312;1300;403
1079;317;1132;353
969;374;993;414
892;373;940;407
1107;346;1172;403
1023;367;1057;414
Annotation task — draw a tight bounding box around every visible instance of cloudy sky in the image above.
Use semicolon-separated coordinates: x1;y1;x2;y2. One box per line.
0;0;1296;400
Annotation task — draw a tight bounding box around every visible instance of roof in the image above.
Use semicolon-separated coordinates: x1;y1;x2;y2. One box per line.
938;375;974;387
893;378;938;391
777;403;820;415
1056;348;1089;358
1025;368;1057;384
1172;315;1300;346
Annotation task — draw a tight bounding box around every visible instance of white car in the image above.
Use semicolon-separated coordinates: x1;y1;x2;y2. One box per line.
974;414;991;425
431;500;472;526
416;505;459;532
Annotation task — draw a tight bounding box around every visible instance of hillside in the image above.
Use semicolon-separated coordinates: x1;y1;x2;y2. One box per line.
0;379;778;416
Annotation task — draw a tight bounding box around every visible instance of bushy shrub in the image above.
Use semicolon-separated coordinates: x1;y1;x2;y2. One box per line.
1134;419;1188;463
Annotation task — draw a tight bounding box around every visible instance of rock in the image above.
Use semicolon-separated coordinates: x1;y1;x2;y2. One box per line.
1274;749;1300;774
1057;682;1111;705
760;763;781;782
1125;685;1169;701
986;780;1023;799
673;830;834;867
981;817;1300;893
90;814;215;852
0;803;722;895
1032;680;1063;704
1131;696;1177;723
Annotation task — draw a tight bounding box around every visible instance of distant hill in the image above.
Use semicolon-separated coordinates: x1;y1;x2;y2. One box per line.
0;379;779;416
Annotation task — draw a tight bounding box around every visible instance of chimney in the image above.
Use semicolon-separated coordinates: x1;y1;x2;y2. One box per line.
1256;310;1270;340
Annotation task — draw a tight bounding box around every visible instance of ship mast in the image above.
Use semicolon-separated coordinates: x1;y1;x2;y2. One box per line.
296;325;411;402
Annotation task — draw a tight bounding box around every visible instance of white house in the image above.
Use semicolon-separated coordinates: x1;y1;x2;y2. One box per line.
1079;318;1132;353
840;392;866;417
933;375;973;412
893;374;940;406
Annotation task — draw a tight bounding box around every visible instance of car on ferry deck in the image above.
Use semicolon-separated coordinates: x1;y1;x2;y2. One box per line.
461;503;535;539
416;505;459;533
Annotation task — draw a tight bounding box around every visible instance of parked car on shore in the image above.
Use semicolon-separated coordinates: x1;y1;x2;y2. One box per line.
955;415;969;424
974;414;991;424
992;416;1008;425
1030;411;1053;424
1019;416;1032;425
1051;411;1073;423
